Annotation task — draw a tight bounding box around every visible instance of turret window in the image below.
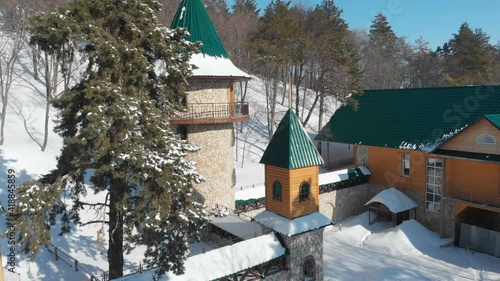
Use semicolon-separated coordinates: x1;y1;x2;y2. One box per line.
477;134;496;144
273;181;282;201
299;182;310;202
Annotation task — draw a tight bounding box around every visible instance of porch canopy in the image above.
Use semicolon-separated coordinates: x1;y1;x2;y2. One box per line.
365;188;418;226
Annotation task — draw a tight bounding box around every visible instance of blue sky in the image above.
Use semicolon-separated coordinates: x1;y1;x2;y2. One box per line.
226;0;500;51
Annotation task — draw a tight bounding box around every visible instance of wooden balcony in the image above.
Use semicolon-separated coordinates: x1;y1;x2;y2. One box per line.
447;188;500;208
170;102;250;125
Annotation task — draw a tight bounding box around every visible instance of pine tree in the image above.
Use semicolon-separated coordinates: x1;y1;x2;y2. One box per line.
309;0;362;130
17;0;206;278
445;22;495;85
362;13;409;89
250;0;303;136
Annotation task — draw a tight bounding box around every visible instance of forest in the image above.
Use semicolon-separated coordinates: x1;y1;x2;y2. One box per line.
2;0;500;139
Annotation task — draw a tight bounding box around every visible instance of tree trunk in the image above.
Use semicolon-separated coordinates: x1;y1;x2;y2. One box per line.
0;93;8;145
303;90;319;128
318;90;325;132
108;180;124;279
33;47;39;81
42;53;59;151
295;65;300;115
280;66;287;105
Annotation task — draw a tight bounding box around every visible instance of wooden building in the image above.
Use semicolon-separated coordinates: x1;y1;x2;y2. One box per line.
316;86;500;257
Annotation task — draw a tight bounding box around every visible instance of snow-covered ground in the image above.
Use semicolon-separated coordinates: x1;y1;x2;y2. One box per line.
324;212;500;281
1;50;500;280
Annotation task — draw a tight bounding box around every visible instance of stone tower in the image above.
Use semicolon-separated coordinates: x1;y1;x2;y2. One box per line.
254;109;332;281
169;0;251;210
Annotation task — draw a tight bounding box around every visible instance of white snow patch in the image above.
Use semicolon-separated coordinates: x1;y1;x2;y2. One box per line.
190;53;251;78
114;233;286;281
365;187;418;213
323;212;500;280
253;211;333;237
318;165;370;185
211;214;262;240
235;184;265;201
399;126;468;152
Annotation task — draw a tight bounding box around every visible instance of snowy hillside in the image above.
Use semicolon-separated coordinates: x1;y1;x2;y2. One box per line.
234;78;339;188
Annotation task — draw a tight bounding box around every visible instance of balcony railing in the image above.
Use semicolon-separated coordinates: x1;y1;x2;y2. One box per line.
170;102;249;125
447;188;500;208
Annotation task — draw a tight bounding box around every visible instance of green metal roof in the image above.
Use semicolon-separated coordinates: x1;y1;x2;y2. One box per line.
315;86;500;151
170;0;229;58
260;109;324;169
485;114;500;129
432;149;500;163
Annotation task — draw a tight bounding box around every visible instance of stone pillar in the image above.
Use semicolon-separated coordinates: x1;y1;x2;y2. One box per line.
355;145;369;166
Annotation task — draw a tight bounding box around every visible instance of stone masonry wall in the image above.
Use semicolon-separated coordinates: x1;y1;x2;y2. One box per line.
188;123;235;209
184;80;236;210
187;79;231;104
265;229;324;281
319;183;386;223
355;145;369;166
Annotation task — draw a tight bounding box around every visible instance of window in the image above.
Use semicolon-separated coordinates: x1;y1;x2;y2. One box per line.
273;181;282;201
303;255;315;281
402;154;411;177
299;182;310;202
426;158;443;212
477;134;496;144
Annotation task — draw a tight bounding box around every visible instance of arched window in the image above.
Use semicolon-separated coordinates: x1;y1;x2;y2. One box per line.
299;182;310;202
477;134;496;144
273;181;282;201
303;255;315;280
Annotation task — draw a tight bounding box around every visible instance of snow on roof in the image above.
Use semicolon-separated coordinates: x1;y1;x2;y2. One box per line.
235;166;371;203
398;126;468;152
253;211;333;237
211;214;262;239
318;165;371;185
365;187;418;213
357;165;371;176
190;53;251;79
114;233;286;281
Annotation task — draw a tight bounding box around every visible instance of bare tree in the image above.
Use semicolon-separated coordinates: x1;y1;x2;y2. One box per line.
0;16;26;145
29;32;77;151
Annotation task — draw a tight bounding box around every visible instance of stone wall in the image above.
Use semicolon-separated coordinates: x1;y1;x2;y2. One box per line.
187;79;231;104
188;123;235;209
355;145;369;165
405;189;455;238
319;183;386;223
266;229;324;281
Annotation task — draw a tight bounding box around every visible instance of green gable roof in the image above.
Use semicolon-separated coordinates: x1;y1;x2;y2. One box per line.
316;86;500;151
170;0;229;58
485;114;500;129
260;109;324;169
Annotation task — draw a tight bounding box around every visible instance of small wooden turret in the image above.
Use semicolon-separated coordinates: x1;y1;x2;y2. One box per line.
259;109;324;219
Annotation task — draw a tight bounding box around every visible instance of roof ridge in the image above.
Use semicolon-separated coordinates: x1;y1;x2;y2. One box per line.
261;109;323;169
